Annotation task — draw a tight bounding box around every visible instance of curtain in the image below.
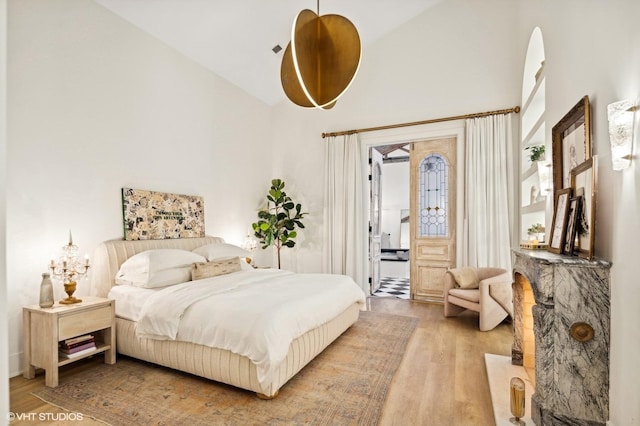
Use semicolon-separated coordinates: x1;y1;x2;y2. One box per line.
323;134;368;291
463;114;514;270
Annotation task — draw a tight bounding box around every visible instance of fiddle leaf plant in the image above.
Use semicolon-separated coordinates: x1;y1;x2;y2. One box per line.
251;179;307;269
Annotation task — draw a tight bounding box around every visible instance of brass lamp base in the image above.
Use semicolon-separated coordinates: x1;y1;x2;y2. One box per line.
60;281;82;304
59;296;82;305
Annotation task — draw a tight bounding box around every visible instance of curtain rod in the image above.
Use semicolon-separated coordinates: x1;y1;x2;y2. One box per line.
321;106;520;139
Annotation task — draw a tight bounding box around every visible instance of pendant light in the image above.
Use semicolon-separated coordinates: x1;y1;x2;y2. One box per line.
280;2;361;109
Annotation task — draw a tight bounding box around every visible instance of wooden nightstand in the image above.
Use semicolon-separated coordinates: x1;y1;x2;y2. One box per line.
23;296;116;387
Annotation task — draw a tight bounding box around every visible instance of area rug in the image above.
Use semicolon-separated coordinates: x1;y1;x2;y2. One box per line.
32;310;418;426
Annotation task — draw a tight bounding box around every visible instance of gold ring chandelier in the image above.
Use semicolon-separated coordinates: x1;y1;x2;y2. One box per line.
280;2;361;110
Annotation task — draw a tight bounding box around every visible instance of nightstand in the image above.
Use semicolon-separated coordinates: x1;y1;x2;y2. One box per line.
23;296;116;387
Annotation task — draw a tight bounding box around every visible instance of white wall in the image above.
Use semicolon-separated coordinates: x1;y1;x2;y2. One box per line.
1;0;9;423
6;0;274;377
516;2;639;424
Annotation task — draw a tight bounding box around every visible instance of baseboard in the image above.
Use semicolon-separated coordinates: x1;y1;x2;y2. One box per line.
9;351;22;378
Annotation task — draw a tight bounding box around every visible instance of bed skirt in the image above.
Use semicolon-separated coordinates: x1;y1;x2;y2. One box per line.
115;302;361;397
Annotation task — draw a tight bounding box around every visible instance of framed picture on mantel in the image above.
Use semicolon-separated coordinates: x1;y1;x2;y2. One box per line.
548;188;572;254
552;96;592;195
570;156;597;260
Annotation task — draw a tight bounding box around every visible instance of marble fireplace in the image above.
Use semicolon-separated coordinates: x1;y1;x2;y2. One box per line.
511;249;611;426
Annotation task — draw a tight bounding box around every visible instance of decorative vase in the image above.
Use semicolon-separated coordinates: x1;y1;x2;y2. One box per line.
39;272;54;308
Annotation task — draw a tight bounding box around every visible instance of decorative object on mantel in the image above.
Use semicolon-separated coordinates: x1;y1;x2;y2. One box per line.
570;156;597;260
607;99;636;171
547;188;572;254
510;377;526;425
552;96;591;194
519;241;547;250
527;223;545;244
280;1;361;110
252;179;307;269
49;231;90;304
38;272;54;308
121;188;205;240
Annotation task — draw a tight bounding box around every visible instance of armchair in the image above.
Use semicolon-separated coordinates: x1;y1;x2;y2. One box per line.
443;267;513;331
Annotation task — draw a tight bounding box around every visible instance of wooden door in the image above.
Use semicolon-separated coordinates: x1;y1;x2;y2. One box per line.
369;148;383;294
410;138;456;303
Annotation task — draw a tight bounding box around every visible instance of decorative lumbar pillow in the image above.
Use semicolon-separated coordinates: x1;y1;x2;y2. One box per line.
115;249;206;288
191;257;242;281
193;243;252;262
448;267;479;289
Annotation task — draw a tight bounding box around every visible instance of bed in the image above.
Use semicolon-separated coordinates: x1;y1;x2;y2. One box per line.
90;236;365;398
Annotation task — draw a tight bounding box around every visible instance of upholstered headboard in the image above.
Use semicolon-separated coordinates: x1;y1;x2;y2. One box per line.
90;236;225;297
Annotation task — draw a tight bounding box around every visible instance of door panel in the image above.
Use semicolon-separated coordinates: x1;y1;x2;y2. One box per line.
410;138;457;303
369;148;383;294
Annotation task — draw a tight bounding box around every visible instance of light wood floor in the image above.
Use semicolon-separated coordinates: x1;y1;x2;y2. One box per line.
9;297;513;425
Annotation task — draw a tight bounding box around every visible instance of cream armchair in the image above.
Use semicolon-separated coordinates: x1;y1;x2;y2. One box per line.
443;267;513;331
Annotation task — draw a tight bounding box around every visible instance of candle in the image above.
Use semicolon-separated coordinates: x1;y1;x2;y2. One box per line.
84;254;90;266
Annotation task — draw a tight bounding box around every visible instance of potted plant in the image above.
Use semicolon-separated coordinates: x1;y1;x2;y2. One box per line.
525;145;545;163
252;179;307;268
527;223;545;242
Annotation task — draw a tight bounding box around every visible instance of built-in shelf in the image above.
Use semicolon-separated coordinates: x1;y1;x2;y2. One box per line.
521;68;545;114
522;115;545;147
522;200;546;214
520;29;546;244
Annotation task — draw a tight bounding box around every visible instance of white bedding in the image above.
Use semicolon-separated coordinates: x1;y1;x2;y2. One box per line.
111;268;365;387
108;285;155;321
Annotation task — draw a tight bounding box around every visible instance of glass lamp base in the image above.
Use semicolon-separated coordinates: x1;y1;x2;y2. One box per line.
510;417;526;425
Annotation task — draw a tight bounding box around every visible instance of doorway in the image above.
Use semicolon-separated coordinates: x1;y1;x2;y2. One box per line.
370;143;411;299
369;137;458;302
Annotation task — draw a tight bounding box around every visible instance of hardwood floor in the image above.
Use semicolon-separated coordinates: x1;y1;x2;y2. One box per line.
9;297;513;425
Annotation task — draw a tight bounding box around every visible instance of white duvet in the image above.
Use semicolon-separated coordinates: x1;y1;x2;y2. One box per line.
134;268;366;387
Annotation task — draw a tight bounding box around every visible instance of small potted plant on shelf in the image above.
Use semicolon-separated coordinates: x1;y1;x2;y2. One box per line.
525;145;545;163
527;223;545;243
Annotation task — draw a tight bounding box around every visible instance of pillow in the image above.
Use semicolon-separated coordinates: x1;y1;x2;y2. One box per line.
115;249;206;288
191;257;242;280
448;267;479;289
193;243;252;262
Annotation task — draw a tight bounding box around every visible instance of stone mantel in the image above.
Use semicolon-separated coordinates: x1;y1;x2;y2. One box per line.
511;249;612;426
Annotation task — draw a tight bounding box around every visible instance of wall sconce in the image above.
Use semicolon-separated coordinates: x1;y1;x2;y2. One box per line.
607;99;637;170
536;159;552;194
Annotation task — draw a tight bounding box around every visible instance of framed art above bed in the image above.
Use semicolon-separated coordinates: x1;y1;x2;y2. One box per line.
121;188;205;240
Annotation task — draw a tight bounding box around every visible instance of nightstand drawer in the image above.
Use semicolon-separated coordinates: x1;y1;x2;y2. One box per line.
58;305;112;341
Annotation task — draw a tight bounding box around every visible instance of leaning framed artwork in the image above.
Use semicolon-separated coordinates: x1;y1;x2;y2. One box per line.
570;156;597;260
552;96;591;193
548;188;572;254
563;196;582;255
121;188;205;240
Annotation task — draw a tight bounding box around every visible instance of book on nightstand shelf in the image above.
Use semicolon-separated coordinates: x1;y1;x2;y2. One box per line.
63;334;94;346
58;345;97;359
59;334;96;357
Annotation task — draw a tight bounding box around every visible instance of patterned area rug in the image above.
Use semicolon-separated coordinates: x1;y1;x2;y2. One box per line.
32;310;418;426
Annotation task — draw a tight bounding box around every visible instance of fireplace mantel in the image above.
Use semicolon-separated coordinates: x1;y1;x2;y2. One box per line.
512;249;612;426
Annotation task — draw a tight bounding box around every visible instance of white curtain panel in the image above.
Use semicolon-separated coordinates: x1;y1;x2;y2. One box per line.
464;114;514;270
323;134;367;291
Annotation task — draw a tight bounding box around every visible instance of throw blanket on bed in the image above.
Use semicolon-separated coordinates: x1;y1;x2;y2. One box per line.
136;269;366;387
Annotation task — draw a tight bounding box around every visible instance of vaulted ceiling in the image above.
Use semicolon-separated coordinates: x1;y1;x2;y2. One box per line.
94;0;442;106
